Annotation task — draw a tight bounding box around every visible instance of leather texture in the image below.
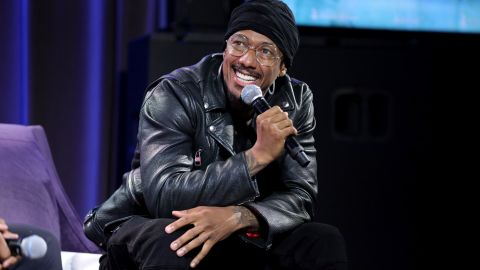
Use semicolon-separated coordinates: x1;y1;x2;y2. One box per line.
84;53;318;249
134;53;318;248
83;168;147;249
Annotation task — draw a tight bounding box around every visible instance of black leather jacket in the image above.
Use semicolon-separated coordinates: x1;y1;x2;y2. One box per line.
131;53;318;248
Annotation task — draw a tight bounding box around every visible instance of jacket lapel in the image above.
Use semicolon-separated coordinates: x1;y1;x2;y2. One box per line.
203;63;236;156
207;114;235;156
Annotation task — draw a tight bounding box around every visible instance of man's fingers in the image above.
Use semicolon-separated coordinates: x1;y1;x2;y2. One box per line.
0;223;7;232
174;231;208;257
267;111;289;124
278;122;295;133
170;226;202;251
171;209;189;218
190;240;215;268
0;236;11;261
259;111;296;134
165;215;190;234
2;232;18;240
2;256;19;268
257;105;282;118
275;117;294;129
260;116;297;139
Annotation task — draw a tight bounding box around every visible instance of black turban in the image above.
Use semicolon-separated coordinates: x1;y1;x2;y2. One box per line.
224;0;299;68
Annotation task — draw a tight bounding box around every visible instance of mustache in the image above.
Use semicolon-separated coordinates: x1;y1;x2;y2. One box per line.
232;64;261;78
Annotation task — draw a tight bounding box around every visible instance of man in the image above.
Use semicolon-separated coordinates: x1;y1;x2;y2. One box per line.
0;218;62;270
101;0;347;269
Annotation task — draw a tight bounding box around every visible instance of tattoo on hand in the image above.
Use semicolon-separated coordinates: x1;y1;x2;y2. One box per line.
234;206;259;231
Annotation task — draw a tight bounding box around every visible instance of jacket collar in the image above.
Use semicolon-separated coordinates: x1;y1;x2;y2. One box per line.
201;54;295;157
202;55;228;112
200;54;236;155
202;53;295;113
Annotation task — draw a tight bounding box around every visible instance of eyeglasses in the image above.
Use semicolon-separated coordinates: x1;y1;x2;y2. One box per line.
226;34;281;67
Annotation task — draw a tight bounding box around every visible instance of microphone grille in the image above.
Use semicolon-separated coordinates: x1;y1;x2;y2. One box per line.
241;85;262;105
20;235;48;259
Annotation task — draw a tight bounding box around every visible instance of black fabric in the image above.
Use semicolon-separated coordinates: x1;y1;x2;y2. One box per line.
101;216;348;270
224;0;299;68
9;224;62;270
101;216;195;270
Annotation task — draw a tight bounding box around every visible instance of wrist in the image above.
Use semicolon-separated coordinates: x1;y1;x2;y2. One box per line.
249;146;272;166
244;148;269;177
233;206;260;231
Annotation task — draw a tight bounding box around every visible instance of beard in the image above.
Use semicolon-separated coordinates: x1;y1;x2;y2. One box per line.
225;85;254;122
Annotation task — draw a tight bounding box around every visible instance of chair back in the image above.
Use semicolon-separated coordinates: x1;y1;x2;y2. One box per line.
0;123;99;252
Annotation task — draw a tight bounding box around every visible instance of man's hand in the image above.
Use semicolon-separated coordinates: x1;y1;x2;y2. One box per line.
165;206;258;268
246;106;297;176
0;218;20;269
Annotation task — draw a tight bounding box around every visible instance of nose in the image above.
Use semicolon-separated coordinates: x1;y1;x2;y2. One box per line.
238;47;257;67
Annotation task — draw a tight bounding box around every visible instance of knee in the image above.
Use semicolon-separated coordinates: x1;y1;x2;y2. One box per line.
106;217;189;269
313;223;343;241
109;217;179;248
297;223;344;240
295;222;347;253
297;223;348;265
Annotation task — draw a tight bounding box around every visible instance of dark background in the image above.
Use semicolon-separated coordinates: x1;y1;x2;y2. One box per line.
1;0;467;269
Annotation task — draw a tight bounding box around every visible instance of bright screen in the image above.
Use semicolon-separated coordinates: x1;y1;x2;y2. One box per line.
283;0;480;33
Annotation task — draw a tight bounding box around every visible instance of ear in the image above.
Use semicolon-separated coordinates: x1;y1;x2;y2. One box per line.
278;64;287;77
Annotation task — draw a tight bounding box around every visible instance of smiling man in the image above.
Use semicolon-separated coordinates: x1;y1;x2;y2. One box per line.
222;30;287;101
99;1;348;269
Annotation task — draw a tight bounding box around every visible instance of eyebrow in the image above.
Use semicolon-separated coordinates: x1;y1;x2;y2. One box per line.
236;34;276;47
259;41;276;47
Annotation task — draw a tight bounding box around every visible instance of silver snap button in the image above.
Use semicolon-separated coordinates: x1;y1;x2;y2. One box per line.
283;102;290;108
204;102;209;109
209;126;215;132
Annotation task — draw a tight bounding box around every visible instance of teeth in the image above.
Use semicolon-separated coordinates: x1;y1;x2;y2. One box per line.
236;71;256;81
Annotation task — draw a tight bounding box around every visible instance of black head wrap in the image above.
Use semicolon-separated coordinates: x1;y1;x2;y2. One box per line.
224;0;299;68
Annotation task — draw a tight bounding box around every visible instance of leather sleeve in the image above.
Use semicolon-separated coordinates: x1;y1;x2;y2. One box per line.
139;79;259;218
243;82;318;248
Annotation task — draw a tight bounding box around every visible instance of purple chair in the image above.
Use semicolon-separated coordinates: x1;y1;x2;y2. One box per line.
0;123;99;253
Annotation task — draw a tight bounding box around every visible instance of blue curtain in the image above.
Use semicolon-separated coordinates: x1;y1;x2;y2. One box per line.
0;0;157;217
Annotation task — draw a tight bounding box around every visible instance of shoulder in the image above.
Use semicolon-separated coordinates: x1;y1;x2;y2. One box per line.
161;53;222;87
289;76;314;102
271;75;314;111
143;53;222;105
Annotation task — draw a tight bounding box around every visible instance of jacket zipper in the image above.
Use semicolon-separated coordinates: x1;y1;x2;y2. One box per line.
194;148;203;167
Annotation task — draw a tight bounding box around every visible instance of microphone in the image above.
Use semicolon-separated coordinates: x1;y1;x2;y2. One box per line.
241;84;310;167
7;235;48;259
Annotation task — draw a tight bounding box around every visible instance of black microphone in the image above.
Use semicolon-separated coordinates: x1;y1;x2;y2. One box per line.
6;235;48;259
241;85;310;167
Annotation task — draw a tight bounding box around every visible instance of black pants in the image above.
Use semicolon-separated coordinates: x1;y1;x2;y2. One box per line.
9;224;62;270
101;216;347;270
